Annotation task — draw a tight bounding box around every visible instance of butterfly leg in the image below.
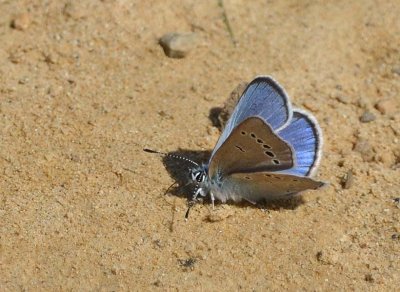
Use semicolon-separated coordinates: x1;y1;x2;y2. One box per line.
210;192;215;209
186;187;203;220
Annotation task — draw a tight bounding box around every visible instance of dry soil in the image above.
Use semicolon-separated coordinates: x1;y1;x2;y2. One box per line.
0;0;399;291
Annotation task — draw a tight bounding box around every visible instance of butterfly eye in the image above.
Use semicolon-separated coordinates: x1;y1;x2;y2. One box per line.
193;171;205;183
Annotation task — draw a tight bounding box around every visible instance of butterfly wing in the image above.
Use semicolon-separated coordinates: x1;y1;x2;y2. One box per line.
277;109;323;177
211;76;293;158
213;172;325;203
208;117;294;178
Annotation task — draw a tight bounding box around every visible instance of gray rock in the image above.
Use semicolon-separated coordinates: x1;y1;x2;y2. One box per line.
159;32;197;58
360;111;376;123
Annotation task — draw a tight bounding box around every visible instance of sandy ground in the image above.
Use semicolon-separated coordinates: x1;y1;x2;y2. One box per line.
1;0;399;290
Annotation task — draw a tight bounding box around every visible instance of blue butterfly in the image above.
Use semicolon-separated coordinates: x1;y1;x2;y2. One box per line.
145;76;325;217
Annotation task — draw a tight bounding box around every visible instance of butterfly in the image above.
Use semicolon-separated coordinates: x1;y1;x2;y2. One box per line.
145;76;325;217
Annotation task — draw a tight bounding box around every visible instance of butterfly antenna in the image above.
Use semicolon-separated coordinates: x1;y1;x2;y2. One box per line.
143;148;199;167
163;181;178;197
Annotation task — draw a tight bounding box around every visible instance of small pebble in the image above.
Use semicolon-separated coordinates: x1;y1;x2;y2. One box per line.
9;50;24;64
44;51;59;64
11;13;31;31
353;138;374;162
316;250;339;265
360;111;376;123
336;95;351;104
303;101;319;112
341;170;354;189
375;99;398;115
394;197;400;208
392;66;400;75
69;153;80;162
178;258;197;270
63;2;85;19
159;32;198;58
357;98;369;109
364;273;374;283
375;150;394;166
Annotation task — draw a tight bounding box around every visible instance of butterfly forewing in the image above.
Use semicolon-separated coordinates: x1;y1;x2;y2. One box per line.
211;76;293;158
208;117;294;178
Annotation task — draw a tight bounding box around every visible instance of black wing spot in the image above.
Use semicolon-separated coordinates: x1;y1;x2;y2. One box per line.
264;174;272;177
263;144;271;149
244;176;251;180
273;159;280;165
293;179;298;182
235;145;246;152
265;151;275;157
250;133;256;138
241;131;246;135
256;138;263;144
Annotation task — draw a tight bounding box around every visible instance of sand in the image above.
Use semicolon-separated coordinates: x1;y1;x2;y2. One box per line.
1;0;399;290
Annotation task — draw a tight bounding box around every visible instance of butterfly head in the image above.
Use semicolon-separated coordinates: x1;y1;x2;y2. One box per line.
185;164;211;219
190;167;206;184
189;164;209;189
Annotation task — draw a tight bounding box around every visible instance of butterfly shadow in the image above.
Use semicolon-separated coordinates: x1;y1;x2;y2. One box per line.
159;149;211;200
160;148;306;211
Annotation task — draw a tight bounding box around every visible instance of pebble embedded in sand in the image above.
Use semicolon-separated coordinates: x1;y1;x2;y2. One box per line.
316;250;339;265
394;198;400;208
159;32;198;58
62;2;86;19
364;273;374;283
360;111;376;123
303;101;320;112
353;138;374;162
341;170;354;189
375;150;394;166
375;99;397;115
392;66;400;75
336;95;351;104
11;13;31;31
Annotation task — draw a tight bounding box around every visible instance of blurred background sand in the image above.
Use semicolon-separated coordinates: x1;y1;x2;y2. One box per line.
0;0;399;290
